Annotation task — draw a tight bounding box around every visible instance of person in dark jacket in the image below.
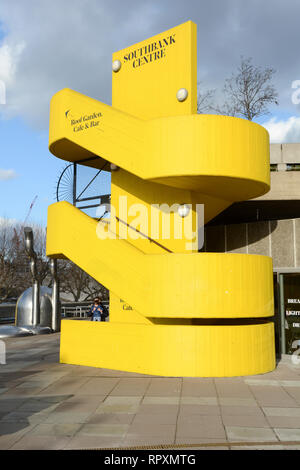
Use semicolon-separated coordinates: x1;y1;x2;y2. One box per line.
88;298;103;321
99;299;109;321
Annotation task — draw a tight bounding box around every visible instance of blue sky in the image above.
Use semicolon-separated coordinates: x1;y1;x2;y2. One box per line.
0;115;111;225
0;116;64;225
1;0;300;226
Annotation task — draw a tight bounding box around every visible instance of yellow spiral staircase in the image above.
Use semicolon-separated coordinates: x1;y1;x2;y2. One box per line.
46;21;275;376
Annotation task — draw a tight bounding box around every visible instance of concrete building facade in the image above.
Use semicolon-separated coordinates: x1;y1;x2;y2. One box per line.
204;144;300;356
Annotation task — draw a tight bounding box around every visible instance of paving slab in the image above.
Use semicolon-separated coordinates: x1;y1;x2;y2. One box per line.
145;378;182;397
174;437;228;445
230;444;286;450
180;396;218;405
178;405;220;415
96;402;140;414
121;436;174;448
103;396;142;405
75;377;120;396
42;411;93;424
126;422;176;438
176;416;226;440
181;380;217;397
1;409;53;425
27;422;82;437
274;428;300;441
9;435;71;450
282;387;300;404
221;414;270;428
225;426;278;442
64;435;124;449
142;396;180;405
137;404;178;415
249;385;299;407
77;423;129;437
54;395;105;413
262;407;300;417
132;413;178;425
220;405;264;416
0;422;37;449
1;333;300;450
87;413;135;425
266;416;300;428
218;397;257;406
109;378;151;396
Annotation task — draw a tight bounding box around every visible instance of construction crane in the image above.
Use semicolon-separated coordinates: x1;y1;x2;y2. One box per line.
24;195;38;225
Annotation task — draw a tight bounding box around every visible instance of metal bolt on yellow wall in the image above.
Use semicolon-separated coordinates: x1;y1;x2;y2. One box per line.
47;21;275;376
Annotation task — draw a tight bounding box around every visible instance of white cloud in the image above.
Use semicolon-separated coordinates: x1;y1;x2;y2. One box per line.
0;0;162;128
262;116;300;143
0;169;17;180
0;0;300;129
0;42;25;84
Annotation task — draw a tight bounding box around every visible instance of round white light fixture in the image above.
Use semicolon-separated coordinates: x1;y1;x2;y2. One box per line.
110;163;119;171
176;88;188;102
112;60;122;72
178;204;190;218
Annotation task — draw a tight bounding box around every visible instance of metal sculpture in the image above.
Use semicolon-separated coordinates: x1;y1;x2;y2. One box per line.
24;227;40;326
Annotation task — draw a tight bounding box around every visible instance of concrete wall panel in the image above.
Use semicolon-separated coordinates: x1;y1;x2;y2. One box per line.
270;219;295;268
282;143;300;163
254;171;300;201
248;221;270;256
294;219;300;267
270;144;282;163
226;223;247;253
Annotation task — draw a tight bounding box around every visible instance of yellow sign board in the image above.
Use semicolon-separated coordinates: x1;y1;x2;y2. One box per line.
112;21;197;119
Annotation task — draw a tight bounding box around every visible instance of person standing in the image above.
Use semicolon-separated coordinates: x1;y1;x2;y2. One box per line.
88;298;103;322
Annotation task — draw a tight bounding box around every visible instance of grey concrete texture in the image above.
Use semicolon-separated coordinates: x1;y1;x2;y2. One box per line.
205;218;300;268
255;171;300;201
270;143;300;164
1;334;300;450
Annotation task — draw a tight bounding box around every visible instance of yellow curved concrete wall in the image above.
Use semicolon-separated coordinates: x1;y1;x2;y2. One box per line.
46;21;275;377
49;89;270;202
60;320;275;377
47;202;274;320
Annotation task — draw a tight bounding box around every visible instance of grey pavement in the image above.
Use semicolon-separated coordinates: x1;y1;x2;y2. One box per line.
0;333;300;450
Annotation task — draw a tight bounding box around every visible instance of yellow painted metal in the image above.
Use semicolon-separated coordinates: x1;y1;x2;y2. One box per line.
112;21;197;119
49;89;270;202
47;201;274;320
60;320;275;377
110;20;198;321
47;21;275;376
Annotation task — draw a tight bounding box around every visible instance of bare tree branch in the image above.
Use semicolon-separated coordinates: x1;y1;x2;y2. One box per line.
211;57;279;121
197;82;216;114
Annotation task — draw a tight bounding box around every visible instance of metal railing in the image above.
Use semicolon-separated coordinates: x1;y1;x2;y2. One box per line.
0;301;110;324
61;301;109;319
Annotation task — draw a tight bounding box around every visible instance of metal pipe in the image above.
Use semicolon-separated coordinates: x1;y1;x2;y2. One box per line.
50;259;61;332
24;227;35;259
32;280;40;326
279;273;286;355
24;228;40;326
73;162;77;206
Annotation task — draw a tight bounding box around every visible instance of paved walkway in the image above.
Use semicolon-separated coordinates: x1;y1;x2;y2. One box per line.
1;333;300;450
